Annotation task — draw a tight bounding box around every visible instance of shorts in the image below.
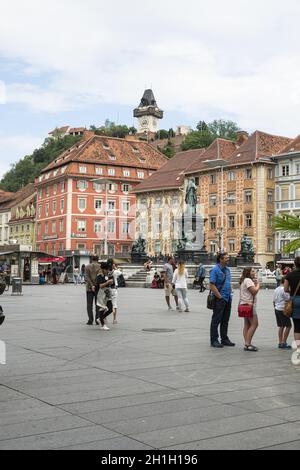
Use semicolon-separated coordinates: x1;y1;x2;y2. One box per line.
111;289;118;309
293;318;300;334
275;309;292;328
164;285;175;296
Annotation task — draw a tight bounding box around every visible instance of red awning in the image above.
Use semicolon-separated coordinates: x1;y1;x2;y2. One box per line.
38;257;66;263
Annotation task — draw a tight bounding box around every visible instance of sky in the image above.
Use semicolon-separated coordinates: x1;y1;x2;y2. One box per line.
1;0;300;179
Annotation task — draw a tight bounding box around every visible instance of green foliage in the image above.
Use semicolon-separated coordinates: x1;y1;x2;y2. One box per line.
181;119;241;151
93;121;137;139
181;130;215;151
208;119;241;140
0;135;81;192
274;214;300;253
155;129;175;140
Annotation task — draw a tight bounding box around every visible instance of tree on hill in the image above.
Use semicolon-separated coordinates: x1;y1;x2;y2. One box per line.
0;135;81;192
181;119;241;151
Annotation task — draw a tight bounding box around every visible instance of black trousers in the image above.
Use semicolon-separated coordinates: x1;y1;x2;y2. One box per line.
210;298;232;344
99;301;113;326
86;291;97;323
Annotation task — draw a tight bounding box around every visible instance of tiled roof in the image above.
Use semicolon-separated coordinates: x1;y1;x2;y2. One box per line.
276;134;300;156
134;148;206;193
49;126;70;135
226;131;292;166
42;135;167;173
69;127;86;133
185;139;237;174
0;184;36;211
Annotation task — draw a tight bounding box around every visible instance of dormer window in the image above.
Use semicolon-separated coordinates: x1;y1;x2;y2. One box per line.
103;143;110;150
132;146;140;154
109;154;116;161
139;157;146;163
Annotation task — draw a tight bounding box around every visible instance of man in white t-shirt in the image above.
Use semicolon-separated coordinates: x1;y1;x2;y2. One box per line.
162;257;179;311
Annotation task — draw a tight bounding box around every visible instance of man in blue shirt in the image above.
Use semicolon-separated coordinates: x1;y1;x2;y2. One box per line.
209;252;235;348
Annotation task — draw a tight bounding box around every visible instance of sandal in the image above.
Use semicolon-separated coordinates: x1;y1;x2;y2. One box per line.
244;345;258;352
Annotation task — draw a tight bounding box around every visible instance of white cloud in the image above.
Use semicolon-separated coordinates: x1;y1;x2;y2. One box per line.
0;0;300;135
0;135;43;179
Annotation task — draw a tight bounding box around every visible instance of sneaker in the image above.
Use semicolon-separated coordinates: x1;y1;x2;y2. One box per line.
176;306;180;311
281;343;292;350
86;321;93;326
168;307;173;311
278;343;283;349
185;309;190;313
211;341;224;348
101;325;110;331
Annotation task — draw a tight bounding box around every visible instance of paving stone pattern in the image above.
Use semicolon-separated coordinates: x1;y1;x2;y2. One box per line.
0;285;300;450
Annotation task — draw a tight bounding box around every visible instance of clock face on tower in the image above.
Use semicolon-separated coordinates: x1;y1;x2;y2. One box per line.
141;118;149;127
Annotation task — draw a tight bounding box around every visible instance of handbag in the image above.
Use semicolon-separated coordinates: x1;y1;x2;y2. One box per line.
283;278;300;318
207;271;227;310
238;304;253;318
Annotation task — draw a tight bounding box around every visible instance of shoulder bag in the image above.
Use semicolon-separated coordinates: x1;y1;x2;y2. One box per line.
207;271;227;310
283;278;300;318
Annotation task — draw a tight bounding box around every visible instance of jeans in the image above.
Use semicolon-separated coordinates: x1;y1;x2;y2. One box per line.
99;301;113;326
210;298;232;344
176;288;189;310
86;291;97;323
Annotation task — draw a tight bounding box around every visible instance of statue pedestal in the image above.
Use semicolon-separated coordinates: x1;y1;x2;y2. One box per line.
237;253;255;266
131;253;148;265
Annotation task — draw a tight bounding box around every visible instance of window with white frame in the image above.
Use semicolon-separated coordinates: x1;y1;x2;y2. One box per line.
267;238;273;251
79;166;87;174
245;168;252;179
210;174;216;185
38;205;42;218
210;217;216;230
281;186;289;200
53;200;57;213
108;220;115;233
93;182;102;192
95;167;103;175
228;215;235;229
122;184;129;193
53;184;57;195
59;219;64;232
94;220;102;233
77;220;86;232
45;222;48;235
282;165;290;176
108;201;116;211
78;198;87;211
45;203;49;216
108;168;115;176
122;221;130;234
46;186;50;197
60;181;65;192
122;201;130;213
123;170;130;177
267;168;274;180
210;195;217;207
94;199;102;210
38;189;42;199
229;239;235;252
227;192;236;205
60;199;65;212
108;183;117;192
296;163;300;175
77;180;88;190
244;190;252;204
228;171;236;182
267;190;274;203
77;243;86;250
245;213;252;227
267;213;273;228
137;171;144;179
52;220;56;233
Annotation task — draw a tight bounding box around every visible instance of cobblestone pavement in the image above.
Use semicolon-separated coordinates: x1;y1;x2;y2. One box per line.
0;285;300;450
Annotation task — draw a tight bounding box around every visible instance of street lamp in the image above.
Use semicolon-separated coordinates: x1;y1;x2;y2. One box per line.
92;178;113;256
203;159;227;252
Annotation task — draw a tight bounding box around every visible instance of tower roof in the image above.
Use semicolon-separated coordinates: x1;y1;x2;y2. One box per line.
134;89;163;119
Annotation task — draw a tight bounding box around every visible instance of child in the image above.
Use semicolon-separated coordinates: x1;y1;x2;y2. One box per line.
95;262;114;331
273;278;292;349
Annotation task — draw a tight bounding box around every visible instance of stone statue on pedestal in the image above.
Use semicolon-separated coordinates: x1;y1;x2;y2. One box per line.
185;178;197;217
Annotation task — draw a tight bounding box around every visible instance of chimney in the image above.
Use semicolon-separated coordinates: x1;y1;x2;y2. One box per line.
82;130;95;141
236;131;249;146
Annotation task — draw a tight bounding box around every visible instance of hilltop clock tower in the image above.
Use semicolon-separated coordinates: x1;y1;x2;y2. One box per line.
134;89;164;136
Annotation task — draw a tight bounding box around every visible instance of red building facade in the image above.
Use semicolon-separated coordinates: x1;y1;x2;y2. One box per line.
35;133;167;257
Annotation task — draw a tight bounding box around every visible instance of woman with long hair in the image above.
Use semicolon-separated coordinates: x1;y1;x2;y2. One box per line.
172;261;189;313
239;267;260;352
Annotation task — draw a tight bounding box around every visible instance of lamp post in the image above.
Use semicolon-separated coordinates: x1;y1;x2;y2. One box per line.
203;159;227;253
